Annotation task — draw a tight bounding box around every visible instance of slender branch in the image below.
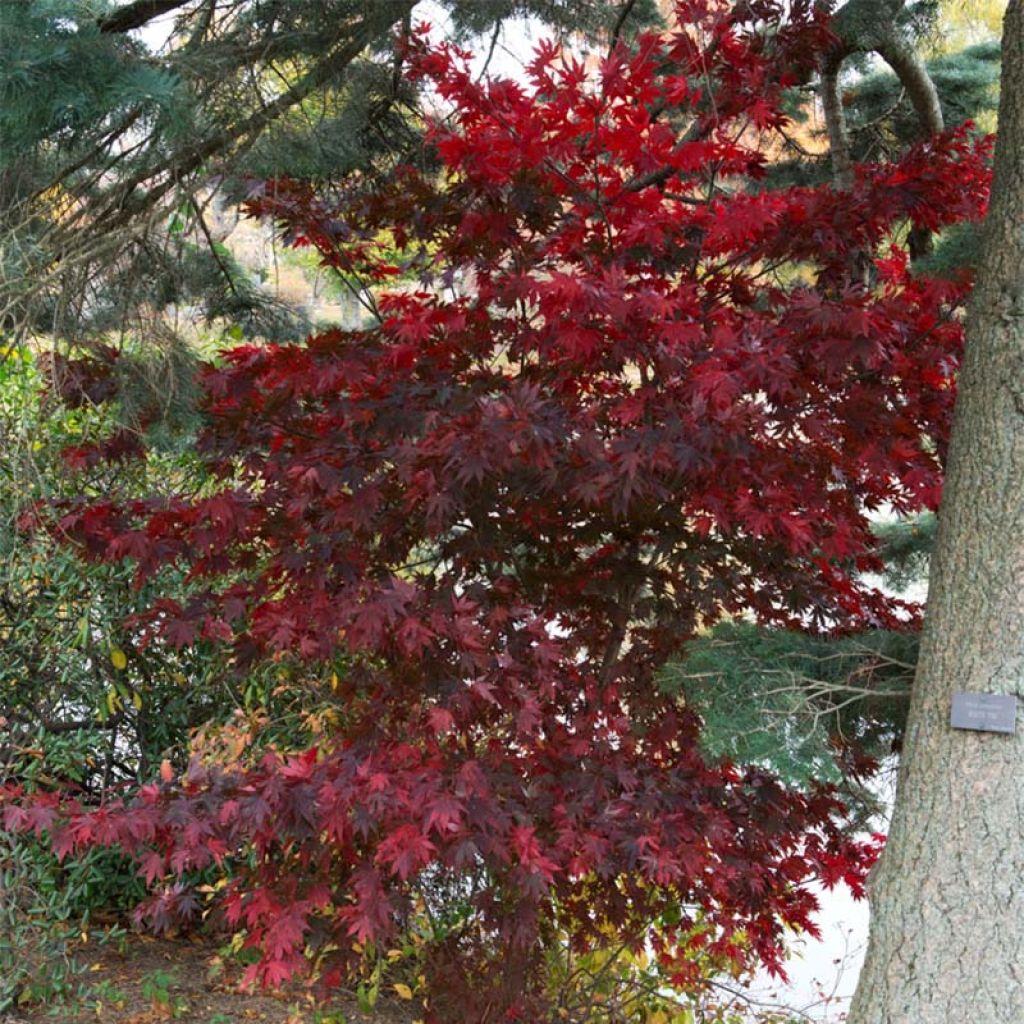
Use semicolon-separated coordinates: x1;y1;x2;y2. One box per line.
98;0;192;34
621;119;711;194
190;197;240;297
67;5;418;238
608;0;639;56
475;21;502;82
183;0;217;52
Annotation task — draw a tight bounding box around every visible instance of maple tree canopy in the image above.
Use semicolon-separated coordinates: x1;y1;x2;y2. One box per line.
2;1;991;1018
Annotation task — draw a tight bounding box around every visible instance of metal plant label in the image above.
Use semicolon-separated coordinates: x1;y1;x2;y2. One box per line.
950;692;1018;734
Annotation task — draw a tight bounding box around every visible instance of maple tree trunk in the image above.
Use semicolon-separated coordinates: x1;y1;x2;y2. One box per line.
847;3;1024;1022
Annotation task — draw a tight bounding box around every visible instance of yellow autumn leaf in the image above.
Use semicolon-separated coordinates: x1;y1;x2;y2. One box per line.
110;646;128;670
132;691;143;710
393;983;414;1000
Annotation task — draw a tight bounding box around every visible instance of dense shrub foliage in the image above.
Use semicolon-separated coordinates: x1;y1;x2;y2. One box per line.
2;2;990;1018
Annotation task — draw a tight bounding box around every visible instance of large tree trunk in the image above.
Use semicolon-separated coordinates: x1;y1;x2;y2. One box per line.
847;3;1024;1022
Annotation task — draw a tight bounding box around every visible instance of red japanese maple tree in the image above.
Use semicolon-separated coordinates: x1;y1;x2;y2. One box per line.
3;1;991;1018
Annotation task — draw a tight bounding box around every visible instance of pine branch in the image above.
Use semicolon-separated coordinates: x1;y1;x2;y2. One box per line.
66;9;411;236
98;0;192;34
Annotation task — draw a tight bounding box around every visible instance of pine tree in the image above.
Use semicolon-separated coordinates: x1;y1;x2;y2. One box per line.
0;0;660;342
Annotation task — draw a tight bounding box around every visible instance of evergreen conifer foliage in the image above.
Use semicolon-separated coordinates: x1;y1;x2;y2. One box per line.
661;513;936;804
847;39;1000;148
0;0;659;340
661;623;915;799
3;2;992;1017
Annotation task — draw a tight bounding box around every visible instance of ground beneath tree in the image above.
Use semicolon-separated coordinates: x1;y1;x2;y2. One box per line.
9;933;417;1024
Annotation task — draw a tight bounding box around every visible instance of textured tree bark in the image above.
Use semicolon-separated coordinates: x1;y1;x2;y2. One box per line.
847;3;1024;1022
819;1;946;174
873;26;944;258
873;35;943;138
818;0;948;265
820;50;856;192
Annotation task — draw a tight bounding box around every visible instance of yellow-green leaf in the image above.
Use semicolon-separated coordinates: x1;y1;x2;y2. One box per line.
110;646;128;671
393;983;414;1000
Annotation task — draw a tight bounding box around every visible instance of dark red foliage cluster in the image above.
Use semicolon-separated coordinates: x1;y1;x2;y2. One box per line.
4;1;991;1018
44;342;122;409
40;342;148;468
